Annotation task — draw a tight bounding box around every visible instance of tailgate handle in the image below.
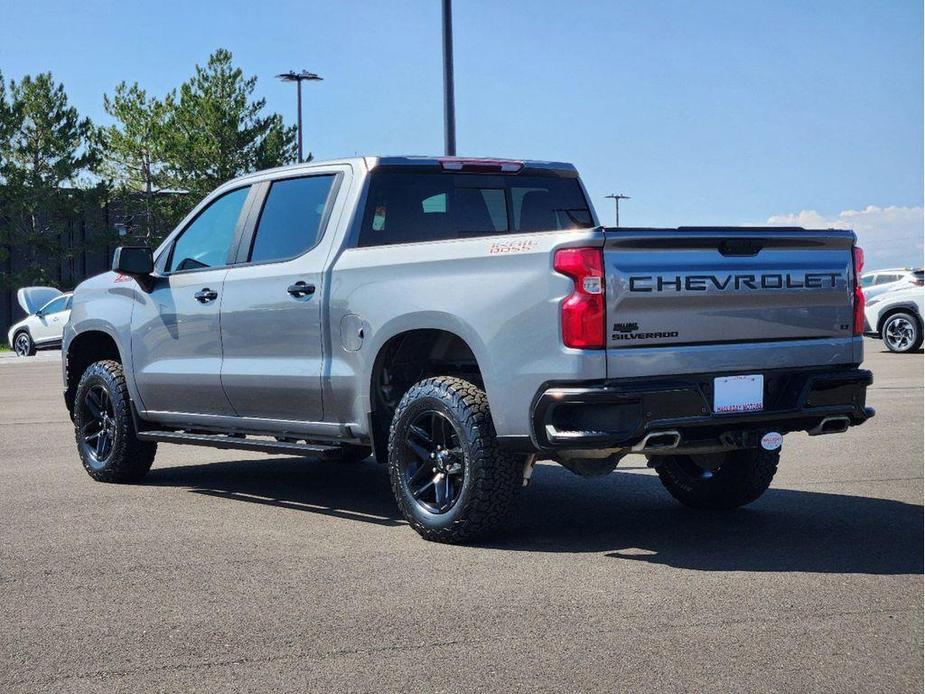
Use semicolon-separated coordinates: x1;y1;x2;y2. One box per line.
719;239;764;256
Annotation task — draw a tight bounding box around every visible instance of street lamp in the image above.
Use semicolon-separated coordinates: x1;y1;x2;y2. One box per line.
605;193;630;227
276;70;323;163
442;0;456;156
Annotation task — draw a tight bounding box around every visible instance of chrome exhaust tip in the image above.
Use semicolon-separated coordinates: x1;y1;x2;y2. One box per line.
809;416;851;436
631;430;682;453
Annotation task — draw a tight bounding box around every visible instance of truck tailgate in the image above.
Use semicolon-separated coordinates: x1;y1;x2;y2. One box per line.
603;227;860;377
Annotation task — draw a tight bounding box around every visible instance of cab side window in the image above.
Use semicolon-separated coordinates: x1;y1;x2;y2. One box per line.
248;175;336;263
167;186;250;272
357;172;592;248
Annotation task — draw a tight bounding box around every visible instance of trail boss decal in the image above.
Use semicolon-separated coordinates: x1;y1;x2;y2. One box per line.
488;239;537;255
628;272;843;292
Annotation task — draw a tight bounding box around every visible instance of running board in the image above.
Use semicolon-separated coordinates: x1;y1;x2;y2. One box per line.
136;430;342;458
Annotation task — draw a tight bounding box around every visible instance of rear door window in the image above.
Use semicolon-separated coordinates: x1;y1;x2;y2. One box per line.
358;172;591;247
248;175;337;263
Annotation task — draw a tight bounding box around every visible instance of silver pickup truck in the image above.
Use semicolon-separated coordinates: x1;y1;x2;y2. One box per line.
63;156;873;543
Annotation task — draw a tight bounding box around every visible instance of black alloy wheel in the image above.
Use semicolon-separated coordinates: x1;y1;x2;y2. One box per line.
79;384;117;467
398;409;465;514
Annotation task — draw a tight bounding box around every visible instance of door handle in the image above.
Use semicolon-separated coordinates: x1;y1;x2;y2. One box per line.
287;281;316;298
194;288;218;303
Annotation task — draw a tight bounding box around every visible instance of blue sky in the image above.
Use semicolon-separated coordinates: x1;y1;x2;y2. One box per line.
1;0;922;265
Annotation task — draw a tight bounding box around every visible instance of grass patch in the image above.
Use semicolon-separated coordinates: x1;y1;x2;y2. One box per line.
0;341;9;352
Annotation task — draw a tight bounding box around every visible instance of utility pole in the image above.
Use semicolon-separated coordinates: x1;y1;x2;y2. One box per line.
605;193;630;227
276;70;323;162
442;0;456;155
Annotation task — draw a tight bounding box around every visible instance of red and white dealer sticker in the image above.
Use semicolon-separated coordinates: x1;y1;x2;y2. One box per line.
761;432;783;451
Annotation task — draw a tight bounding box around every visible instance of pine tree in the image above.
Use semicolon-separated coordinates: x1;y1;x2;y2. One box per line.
100;82;180;241
164;49;297;197
0;72;97;289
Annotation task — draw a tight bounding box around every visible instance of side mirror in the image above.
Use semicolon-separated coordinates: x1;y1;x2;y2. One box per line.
112;246;154;276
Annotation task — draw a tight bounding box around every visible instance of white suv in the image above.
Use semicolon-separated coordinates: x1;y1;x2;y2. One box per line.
860;267;923;301
7;287;72;357
864;286;924;353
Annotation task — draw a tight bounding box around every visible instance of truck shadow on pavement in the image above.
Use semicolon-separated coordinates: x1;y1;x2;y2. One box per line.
497;465;923;575
145;455;404;527
145;458;922;575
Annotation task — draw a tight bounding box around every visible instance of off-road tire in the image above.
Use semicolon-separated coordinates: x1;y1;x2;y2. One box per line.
13;330;36;357
387;376;522;543
73;359;156;483
654;447;779;510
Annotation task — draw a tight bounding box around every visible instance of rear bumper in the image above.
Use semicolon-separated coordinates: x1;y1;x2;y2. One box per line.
530;366;874;450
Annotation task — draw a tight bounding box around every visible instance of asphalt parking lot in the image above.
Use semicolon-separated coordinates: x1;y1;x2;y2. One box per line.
0;342;921;693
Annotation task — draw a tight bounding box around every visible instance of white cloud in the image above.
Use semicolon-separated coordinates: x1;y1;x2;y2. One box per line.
765;205;923;271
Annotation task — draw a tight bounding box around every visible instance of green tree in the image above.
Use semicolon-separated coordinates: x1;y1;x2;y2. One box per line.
0;72;98;290
100;82;183;241
0;70;14;152
164;48;297;197
0;70;17;320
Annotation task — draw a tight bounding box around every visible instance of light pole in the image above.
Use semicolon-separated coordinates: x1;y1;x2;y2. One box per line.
276;70;323;162
442;0;456;155
605;193;630;227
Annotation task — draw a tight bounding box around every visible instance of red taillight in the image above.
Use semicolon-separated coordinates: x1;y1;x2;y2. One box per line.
853;246;865;335
554;247;605;349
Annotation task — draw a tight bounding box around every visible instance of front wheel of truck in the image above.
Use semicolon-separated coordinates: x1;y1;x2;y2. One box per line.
387;376;522;544
73;359;157;483
653;447;779;510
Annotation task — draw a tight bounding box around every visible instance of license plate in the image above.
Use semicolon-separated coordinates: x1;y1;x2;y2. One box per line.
713;374;764;413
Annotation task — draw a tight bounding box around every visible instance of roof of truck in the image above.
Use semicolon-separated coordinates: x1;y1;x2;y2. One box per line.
229;156;578;185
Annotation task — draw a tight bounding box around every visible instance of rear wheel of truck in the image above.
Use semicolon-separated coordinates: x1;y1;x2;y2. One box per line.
653;447;779;510
73;359;157;483
387;376;522;544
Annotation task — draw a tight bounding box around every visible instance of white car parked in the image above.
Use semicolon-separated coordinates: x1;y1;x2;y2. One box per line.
7;287;73;357
864;285;924;353
860;267;923;301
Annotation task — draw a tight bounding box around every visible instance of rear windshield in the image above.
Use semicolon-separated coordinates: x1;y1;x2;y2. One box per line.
357;171;592;247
